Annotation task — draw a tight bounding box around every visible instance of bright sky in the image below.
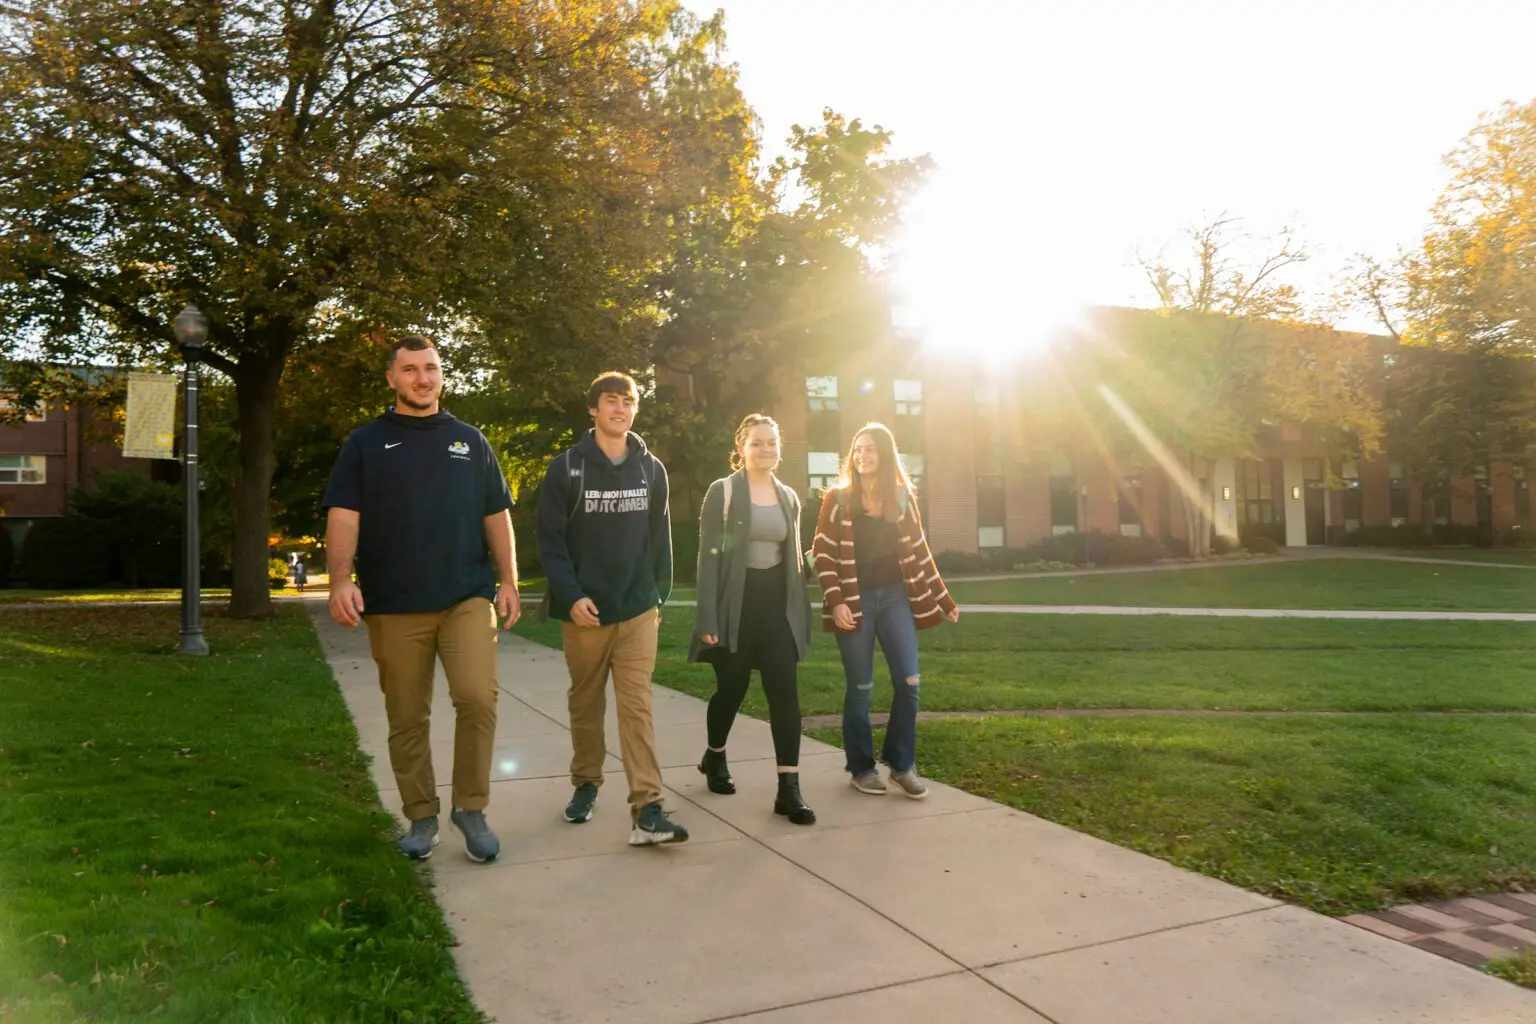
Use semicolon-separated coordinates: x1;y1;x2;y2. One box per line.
695;0;1536;343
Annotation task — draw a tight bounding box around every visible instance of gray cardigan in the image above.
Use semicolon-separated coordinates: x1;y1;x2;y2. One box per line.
688;470;813;663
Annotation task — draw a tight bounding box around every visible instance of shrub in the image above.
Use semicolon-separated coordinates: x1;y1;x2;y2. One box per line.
1016;530;1166;567
269;558;290;589
17;517;113;588
1345;525;1435;548
1244;535;1280;555
1210;534;1239;555
0;526;12;583
68;469;182;587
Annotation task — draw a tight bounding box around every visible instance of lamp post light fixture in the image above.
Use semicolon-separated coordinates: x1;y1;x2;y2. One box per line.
173;304;209;656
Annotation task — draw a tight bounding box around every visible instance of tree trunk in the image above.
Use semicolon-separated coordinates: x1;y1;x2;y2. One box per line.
228;355;284;619
1180;452;1212;559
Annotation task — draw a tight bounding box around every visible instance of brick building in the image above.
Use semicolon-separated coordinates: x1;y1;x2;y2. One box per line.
721;313;1532;555
0;392;168;565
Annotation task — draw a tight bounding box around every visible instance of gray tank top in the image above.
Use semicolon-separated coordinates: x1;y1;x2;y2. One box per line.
746;501;787;569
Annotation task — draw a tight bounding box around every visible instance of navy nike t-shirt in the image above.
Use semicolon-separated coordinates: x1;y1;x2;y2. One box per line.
322;409;514;614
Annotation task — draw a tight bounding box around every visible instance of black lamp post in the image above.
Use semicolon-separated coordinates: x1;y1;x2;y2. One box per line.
173;304;209;656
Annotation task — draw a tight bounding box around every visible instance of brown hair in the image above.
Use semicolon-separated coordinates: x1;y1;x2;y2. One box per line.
729;413;780;471
840;422;913;522
586;371;639;410
388;334;435;366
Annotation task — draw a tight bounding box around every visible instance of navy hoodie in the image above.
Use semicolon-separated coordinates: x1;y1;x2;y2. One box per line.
536;429;672;624
322;409;514;615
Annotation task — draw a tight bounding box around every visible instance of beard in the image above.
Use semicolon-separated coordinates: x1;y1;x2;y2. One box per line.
398;389;438;410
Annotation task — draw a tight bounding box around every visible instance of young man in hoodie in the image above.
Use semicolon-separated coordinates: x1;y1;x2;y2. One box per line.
323;335;520;863
537;371;688;845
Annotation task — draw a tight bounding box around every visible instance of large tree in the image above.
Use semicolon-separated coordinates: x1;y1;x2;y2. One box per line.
1343;101;1536;482
0;0;750;615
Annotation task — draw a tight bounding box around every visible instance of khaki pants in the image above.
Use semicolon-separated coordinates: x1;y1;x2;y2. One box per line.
365;597;498;821
563;607;663;822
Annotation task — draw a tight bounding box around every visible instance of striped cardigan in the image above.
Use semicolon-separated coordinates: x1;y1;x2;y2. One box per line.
812;486;958;632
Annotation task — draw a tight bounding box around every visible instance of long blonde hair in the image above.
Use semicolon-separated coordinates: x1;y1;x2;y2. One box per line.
729;413;780;472
840;422;913;522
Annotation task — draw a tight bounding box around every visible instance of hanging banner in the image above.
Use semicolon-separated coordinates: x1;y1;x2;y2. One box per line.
123;372;178;460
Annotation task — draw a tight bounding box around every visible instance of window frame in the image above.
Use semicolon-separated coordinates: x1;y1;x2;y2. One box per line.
0;454;47;484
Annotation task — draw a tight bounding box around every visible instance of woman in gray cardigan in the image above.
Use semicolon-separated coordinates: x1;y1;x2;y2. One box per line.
691;414;816;824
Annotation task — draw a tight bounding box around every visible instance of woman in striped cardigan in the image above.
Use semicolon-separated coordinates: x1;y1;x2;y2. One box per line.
812;423;959;799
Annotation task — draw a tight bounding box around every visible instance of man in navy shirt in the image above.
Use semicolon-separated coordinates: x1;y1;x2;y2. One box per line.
537;371;688;845
323;335;519;863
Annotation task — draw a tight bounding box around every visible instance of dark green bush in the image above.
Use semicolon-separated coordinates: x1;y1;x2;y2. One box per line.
0;526;13;583
1245;535;1281;555
17;517;113;588
69;470;182;587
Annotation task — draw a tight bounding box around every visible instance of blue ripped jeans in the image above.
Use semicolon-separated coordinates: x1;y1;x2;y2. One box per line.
835;585;921;775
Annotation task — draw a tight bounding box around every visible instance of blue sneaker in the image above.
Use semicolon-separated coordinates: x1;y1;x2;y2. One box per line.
628;802;689;846
450;808;500;863
398;816;439;860
565;782;598;824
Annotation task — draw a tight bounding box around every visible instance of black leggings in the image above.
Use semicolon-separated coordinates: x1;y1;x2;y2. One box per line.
705;565;802;767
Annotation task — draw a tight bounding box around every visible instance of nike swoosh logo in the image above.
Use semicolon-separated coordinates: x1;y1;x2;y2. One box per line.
385;442;402;449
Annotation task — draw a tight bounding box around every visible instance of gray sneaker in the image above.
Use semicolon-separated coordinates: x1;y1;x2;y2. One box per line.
850;770;887;795
889;770;929;800
398;816;440;860
450;807;501;863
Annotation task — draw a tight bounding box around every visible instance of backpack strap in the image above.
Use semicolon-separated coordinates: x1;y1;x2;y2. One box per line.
565;450;584;522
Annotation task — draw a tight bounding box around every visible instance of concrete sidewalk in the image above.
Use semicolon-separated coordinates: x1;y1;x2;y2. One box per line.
309;607;1536;1024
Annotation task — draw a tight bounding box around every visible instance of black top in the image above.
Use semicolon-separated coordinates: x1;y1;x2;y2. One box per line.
322;410;514;615
853;511;904;591
535;429;673;625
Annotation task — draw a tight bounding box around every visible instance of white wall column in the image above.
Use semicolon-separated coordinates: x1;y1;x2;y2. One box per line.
1283;457;1308;547
1212;457;1238;541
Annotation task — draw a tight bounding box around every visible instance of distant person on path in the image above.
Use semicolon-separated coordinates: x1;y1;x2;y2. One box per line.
813;423;958;799
292;557;308;592
690;414;815;825
536;371;688;846
322;334;520;863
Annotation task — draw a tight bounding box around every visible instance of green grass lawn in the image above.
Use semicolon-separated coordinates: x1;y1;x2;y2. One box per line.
1391;548;1536;566
518;613;1536;716
807;713;1536;917
948;558;1536;611
0;606;482;1023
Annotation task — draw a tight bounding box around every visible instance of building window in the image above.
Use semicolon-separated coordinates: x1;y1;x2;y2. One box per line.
807;451;840;492
0;396;47;423
894;379;923;417
806;376;839;412
1118;474;1143;537
1049;456;1076;535
0;454;46;484
977;474;1005;549
1235;459;1281;526
1341;460;1362;531
900;452;924;492
1389;461;1409;526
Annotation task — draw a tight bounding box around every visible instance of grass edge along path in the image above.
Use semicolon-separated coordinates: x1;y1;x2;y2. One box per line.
0;604;484;1024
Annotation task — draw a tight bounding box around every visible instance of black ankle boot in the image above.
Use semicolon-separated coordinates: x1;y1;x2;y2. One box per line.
774;772;816;825
697;748;735;795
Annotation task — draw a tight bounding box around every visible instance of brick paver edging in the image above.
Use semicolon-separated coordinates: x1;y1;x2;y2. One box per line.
1345;894;1536;969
